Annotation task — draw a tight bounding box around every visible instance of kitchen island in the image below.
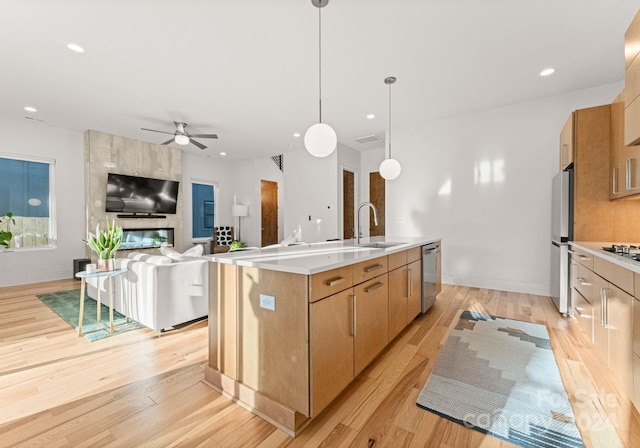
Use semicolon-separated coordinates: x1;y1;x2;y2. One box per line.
204;236;441;435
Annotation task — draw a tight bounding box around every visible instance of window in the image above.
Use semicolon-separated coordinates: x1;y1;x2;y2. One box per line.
0;155;56;249
192;183;215;239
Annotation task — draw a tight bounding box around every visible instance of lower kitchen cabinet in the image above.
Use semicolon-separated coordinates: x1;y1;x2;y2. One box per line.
354;274;389;376
605;281;633;395
310;288;354;417
388;260;421;340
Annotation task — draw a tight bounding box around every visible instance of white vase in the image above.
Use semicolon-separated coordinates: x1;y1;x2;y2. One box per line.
98;258;115;272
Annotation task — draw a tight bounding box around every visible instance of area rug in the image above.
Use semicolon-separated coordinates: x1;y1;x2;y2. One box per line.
37;289;144;342
416;311;584;448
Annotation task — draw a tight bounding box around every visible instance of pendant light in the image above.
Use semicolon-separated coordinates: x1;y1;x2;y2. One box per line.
379;76;402;180
304;0;337;158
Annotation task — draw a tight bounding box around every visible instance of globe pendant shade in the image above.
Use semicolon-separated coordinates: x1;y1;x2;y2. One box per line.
379;158;402;180
304;122;337;157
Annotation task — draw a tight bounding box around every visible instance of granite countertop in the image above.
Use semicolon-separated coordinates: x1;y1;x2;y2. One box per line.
207;236;441;275
570;241;640;275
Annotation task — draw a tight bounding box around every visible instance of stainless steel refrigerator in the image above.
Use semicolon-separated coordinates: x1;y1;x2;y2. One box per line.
551;169;573;315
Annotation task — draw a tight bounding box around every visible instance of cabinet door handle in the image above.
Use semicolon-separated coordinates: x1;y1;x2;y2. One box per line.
407;269;412;297
574;306;591;319
324;276;345;286
351;294;357;337
613;167;619;195
364;263;384;273
364;282;384;293
577;277;590;286
568;249;576;255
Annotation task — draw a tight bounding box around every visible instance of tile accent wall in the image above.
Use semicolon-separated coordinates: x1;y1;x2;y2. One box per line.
83;130;183;260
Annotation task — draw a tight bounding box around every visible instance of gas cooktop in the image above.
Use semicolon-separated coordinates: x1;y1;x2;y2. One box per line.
602;244;640;260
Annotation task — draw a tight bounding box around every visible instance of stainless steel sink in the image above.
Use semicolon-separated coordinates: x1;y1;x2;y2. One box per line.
358;242;405;249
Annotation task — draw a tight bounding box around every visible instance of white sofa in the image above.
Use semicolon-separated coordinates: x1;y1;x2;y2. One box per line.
87;250;209;332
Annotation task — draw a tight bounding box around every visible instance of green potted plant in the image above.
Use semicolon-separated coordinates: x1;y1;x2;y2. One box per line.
0;212;15;250
85;219;123;271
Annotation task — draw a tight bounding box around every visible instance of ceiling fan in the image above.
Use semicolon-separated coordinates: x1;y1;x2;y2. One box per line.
141;121;218;150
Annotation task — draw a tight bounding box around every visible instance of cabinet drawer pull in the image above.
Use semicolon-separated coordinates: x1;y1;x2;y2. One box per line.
574;307;591;319
324;276;346;286
577;277;590;286
364;263;384;273
351;295;357;337
364;282;384;293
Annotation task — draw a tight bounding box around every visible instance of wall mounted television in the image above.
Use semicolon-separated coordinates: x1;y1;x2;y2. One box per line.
105;173;179;215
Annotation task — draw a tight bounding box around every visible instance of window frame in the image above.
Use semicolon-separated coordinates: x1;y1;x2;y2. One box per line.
191;179;218;242
0;153;57;251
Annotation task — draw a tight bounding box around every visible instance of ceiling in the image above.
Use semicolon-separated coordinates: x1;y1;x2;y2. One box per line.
1;0;639;160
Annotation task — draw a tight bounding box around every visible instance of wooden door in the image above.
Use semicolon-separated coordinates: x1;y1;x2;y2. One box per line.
309;289;354;416
261;180;278;247
369;172;385;236
343;170;355;239
353;274;389;376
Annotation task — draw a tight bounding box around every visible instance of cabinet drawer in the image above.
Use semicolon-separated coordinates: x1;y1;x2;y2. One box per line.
353;256;388;285
309;265;353;302
387;251;407;271
572;262;595;304
634;296;640;357
569;246;594;270
572;288;593;343
594;256;634;295
407;246;421;263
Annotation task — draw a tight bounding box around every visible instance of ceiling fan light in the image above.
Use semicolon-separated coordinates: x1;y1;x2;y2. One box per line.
379;158;402;180
174;134;189;145
304;122;337;157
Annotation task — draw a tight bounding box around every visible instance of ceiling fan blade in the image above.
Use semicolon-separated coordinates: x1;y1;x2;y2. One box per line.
141;127;175;136
160;138;175;145
189;133;218;139
190;139;207;150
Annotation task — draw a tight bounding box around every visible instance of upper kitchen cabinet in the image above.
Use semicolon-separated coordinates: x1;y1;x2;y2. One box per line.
559;113;574;170
570;105;614;241
625;10;640;146
610;94;626;199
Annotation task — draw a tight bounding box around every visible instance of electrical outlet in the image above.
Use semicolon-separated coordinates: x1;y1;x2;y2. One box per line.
259;294;276;311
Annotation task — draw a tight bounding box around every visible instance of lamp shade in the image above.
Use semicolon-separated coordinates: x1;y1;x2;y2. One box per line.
379;158;402;180
304;122;337;157
232;204;248;217
174;134;189;145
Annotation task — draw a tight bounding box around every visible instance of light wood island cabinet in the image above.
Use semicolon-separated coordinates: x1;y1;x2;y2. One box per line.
205;240;440;436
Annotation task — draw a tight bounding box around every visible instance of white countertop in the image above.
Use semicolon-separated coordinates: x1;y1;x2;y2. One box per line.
207;236;441;275
570;241;640;275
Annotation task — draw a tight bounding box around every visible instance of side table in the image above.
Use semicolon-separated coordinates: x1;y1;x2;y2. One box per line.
75;269;125;336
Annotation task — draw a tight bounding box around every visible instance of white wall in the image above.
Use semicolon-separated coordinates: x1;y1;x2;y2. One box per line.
0;117;85;287
182;153;236;252
337;144;362;239
383;82;623;296
229;157;284;247
283;148;339;243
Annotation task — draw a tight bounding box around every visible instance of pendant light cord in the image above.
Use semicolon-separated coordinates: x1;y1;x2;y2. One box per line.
388;81;391;159
318;6;323;123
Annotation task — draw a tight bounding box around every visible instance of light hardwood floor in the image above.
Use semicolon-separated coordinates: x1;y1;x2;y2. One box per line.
1;280;639;447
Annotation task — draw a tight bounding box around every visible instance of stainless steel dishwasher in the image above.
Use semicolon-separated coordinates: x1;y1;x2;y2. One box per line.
422;241;441;312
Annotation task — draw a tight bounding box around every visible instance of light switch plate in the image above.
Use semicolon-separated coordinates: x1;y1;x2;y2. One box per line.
259;294;276;311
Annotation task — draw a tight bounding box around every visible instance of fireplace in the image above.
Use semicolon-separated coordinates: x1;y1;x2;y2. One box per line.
120;228;174;250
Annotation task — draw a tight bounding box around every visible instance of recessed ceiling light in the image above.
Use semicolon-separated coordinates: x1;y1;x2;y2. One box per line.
293;133;301;138
366;114;375;119
67;43;85;53
540;68;556;77
24;106;37;113
220;152;226;156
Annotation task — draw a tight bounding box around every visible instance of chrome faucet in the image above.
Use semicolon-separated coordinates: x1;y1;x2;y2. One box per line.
356;202;378;245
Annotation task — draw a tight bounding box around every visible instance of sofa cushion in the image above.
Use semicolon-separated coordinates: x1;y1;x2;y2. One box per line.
145;255;173;265
161;244;204;262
